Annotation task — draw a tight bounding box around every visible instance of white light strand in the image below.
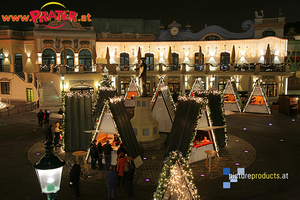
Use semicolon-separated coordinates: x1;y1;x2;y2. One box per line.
178;95;206;104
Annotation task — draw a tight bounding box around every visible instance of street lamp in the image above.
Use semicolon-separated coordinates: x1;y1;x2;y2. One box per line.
34;141;65;200
61;74;65;92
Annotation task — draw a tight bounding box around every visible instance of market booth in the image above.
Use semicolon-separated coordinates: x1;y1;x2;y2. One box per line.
222;79;242;112
189;78;204;96
124;78;140;107
243;80;271;114
151;77;176;133
279;95;300;116
86;97;143;168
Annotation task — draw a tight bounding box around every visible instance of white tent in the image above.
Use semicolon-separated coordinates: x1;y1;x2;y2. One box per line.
124;78;140;107
243;80;271;114
222;79;242;112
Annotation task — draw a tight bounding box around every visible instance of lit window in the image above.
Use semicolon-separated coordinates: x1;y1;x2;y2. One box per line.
1;82;10;94
27;88;33;102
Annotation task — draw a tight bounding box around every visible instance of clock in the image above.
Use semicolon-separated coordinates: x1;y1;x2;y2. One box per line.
170;26;179;36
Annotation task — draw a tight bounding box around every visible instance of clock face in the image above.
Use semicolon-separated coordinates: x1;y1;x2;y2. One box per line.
170;26;179;36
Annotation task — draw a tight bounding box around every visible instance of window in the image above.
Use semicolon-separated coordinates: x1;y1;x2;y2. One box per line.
14;54;23;72
168;80;180;93
262;31;276;37
220;52;230;65
262;81;277;97
0;53;4;72
172;53;179;66
61;49;74;70
195;52;204;65
145;53;154;70
27;88;33;102
120;53;129;66
79;49;91;69
1;82;10;94
121;79;130;94
42;49;56;66
218;80;227;91
142;101;146;107
143;129;149;136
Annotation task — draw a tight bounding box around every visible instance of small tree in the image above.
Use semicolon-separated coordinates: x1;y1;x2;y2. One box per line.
100;67;112;87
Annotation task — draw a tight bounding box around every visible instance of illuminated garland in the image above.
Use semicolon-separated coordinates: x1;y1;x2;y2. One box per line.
153;150;200;200
178;95;206;104
195;89;221;95
99;86;116;91
61;91;66;150
65;91;94;98
109;96;124;104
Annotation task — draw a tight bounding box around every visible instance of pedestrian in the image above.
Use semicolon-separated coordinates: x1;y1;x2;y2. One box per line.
123;161;135;197
117;143;127;156
37;109;44;127
116;152;127;187
58;108;63;114
69;159;81;198
106;165;118;199
172;91;178;103
90;140;98;169
45;125;53;142
103;140;113;171
53;121;62;147
44;109;49;125
97;141;104;170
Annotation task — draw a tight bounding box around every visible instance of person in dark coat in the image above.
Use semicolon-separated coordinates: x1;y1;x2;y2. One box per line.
37;110;44;127
103;140;113;171
58;108;63;114
123;161;135;197
106;166;118;199
45;125;53;142
44;110;50;125
69;160;81;197
117;143;127;156
97;141;104;170
90;140;98;169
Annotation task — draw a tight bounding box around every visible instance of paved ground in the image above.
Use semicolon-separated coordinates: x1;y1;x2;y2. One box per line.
0;110;299;200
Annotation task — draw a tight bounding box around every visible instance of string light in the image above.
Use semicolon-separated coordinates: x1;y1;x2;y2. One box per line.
178;95;206;104
109;96;124;104
65;91;93;98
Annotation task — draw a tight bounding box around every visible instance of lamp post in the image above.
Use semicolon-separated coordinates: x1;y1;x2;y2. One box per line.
34;140;65;200
61;74;65;92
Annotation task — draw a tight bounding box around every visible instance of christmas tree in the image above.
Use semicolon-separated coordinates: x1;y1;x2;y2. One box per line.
100;67;112;87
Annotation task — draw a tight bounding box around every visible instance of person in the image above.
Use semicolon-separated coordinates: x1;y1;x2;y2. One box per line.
123;161;135;197
37;110;44;127
106;166;118;199
53;121;62;147
90;140;98;169
117;143;127;156
103;140;113;171
58;108;63;114
45;125;53;142
44;109;50;125
172;91;178;103
69;159;81;197
97;141;104;170
116;152;127;187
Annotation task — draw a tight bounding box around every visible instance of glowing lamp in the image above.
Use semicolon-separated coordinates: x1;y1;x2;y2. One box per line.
269;123;272;126
34;141;65;199
145;179;150;182
61;74;65;81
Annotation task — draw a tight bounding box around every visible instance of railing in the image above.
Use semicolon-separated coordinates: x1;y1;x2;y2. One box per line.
260;64;284;72
15;71;25;81
0;102;38;118
234;63;255;72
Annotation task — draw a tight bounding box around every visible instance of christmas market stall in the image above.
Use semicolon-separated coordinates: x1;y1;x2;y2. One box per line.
151;77;176;133
222;78;243;112
243;79;271;114
124;78;140;107
87;97;143;168
189;78;204;96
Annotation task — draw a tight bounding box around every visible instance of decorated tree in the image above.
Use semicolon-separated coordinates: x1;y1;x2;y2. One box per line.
100;67;112;87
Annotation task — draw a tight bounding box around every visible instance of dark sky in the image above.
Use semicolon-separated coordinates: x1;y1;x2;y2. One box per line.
1;0;300;32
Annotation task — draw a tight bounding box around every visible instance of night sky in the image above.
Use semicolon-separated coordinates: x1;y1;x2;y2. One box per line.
1;0;300;32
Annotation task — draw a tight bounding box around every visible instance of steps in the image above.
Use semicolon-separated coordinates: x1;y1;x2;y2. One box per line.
40;83;61;112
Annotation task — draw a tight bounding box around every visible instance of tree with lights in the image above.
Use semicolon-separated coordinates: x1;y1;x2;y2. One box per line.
100;67;112;87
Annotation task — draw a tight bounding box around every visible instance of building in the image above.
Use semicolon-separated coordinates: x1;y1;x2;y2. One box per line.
0;14;296;107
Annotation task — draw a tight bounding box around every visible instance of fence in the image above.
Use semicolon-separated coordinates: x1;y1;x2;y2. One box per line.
0;102;38;118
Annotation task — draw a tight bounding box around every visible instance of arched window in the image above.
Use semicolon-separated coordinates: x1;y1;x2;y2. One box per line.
262;31;276;37
42;49;56;66
14;54;23;72
0;53;3;72
262;81;277;97
195;52;204;65
170;53;179;70
145;53;154;70
79;49;91;67
220;52;230;71
168;80;180;93
120;53;129;66
61;49;74;70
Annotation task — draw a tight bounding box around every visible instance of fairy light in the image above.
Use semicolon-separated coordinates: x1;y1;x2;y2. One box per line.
65;91;93;98
109;96;124;104
99;86;116;91
178;95;206;104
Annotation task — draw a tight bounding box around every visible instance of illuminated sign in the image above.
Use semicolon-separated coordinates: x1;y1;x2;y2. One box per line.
1;2;91;29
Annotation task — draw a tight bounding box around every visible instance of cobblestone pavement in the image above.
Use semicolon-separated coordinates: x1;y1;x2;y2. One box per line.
28;133;256;186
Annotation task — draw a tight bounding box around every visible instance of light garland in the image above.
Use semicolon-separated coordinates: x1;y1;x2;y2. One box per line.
109;96;124;104
99;86;116;91
61;91;66;150
153;150;200;200
178;95;206;104
195;89;221;95
65;91;94;98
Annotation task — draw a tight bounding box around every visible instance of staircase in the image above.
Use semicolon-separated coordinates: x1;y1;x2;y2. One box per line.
40;83;61;112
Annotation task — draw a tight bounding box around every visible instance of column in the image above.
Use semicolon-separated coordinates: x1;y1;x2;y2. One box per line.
181;75;185;95
117;75;121;96
150;75;153;97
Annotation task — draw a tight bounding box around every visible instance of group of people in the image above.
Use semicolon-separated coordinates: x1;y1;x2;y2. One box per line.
37;109;50;127
88;139;135;198
44;121;62;147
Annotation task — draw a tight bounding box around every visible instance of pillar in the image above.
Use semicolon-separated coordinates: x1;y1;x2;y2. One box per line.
181;75;185;95
150;75;153;97
116;75;121;96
